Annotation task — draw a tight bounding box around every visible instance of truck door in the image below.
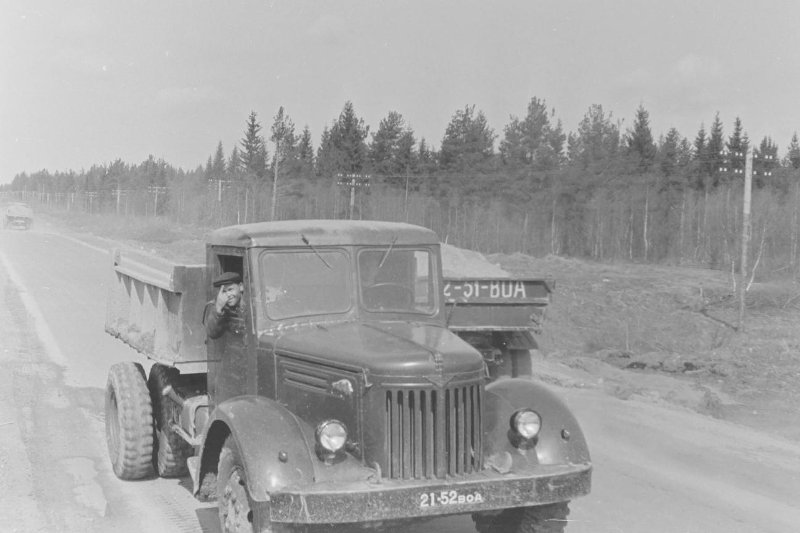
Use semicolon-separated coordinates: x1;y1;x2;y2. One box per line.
206;250;256;404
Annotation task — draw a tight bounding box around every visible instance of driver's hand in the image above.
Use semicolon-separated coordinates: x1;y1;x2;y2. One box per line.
215;286;230;314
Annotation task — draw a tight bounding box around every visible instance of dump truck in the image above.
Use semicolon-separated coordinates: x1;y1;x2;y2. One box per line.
104;220;591;533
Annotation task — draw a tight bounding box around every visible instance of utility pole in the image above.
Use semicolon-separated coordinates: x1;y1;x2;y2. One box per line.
86;191;97;214
115;188;130;215
148;186;167;216
738;149;752;331
336;173;370;220
207;178;232;203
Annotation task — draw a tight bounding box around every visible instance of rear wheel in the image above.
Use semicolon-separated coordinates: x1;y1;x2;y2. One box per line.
217;436;288;533
473;502;570;533
149;364;192;477
105;362;154;480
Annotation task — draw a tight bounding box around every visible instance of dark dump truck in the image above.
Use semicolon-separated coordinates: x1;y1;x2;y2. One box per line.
104;220;590;533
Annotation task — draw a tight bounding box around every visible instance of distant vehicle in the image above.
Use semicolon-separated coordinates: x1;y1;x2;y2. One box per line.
4;203;33;230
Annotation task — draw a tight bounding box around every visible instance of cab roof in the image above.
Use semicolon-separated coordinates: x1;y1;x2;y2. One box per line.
206;220;440;248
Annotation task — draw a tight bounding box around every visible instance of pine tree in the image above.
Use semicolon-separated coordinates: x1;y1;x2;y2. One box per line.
500;97;561;171
706;113;725;187
316;126;339;178
726;116;748;178
439;105;495;173
296;126;315;178
228;146;242;176
567;104;620;174
334;101;369;174
754;136;779;188
204;156;213;180
315;101;369;180
692;123;709;188
240;111;267;179
658;128;682;177
787;132;800;169
416;138;438;190
626;104;657;172
211;141;227;179
369;111;417;186
269;106;297;220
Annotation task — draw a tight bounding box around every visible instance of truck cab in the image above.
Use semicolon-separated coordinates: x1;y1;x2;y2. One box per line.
104;220;591;533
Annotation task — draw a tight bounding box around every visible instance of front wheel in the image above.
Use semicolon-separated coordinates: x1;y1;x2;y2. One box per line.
218;436;290;533
473;502;570;533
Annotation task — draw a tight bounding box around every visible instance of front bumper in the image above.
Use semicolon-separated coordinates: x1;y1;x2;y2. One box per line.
268;462;591;524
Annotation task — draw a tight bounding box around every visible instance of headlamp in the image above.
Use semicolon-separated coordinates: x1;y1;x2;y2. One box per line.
316;420;348;455
511;409;542;441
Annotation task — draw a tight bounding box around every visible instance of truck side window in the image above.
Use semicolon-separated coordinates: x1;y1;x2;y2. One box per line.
216;255;243;281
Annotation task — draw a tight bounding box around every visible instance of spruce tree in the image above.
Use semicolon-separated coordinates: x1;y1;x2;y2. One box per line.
706;113;725;187
787;132;800;169
212;141;227;179
626;104;657;172
296;126;315;179
240;111;267;179
726;116;748;178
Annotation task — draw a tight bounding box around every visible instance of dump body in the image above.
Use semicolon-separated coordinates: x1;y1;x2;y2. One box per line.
105;248;208;373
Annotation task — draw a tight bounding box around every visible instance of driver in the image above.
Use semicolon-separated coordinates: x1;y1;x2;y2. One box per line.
204;272;244;339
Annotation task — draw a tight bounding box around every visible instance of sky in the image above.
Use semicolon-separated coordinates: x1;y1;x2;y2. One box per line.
2;0;800;183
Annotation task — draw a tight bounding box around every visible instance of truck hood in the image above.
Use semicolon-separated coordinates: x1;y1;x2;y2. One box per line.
272;320;483;378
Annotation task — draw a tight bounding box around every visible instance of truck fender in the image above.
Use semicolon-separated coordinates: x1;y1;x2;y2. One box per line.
484;378;590;469
195;395;316;502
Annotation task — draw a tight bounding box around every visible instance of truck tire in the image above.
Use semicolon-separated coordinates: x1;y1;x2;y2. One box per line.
473;502;570;533
149;364;192;478
105;362;155;480
218;436;289;533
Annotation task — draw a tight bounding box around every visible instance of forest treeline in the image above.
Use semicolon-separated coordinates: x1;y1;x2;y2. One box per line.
5;99;800;279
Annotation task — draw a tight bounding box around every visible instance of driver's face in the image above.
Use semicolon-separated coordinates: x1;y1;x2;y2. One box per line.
221;282;243;307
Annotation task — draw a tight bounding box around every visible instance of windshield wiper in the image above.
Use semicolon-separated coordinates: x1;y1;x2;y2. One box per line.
377;235;398;270
301;234;332;269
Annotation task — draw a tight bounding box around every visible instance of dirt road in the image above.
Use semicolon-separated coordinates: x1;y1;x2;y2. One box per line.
1;224;799;533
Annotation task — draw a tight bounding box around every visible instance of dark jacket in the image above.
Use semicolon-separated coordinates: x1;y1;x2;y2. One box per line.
204;301;243;339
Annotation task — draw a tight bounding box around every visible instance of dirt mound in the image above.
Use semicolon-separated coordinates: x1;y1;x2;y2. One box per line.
441;243;509;278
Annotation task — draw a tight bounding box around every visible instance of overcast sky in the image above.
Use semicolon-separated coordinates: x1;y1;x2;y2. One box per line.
2;0;800;183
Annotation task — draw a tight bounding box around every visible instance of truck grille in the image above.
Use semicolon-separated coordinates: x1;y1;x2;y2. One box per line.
384;384;483;479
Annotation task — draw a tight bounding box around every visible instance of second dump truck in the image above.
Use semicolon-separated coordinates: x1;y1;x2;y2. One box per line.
104;219;591;533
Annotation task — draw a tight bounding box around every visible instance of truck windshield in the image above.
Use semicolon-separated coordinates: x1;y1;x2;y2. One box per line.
258;250;351;320
358;248;437;314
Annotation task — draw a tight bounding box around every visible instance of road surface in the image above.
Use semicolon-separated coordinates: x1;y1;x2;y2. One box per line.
1;223;799;533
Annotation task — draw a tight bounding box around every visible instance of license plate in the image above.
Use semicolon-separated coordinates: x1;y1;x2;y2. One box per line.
444;279;543;303
419;490;485;508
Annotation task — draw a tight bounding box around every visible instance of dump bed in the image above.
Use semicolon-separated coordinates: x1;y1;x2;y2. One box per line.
440;243;552;334
444;277;553;332
105;249;208;373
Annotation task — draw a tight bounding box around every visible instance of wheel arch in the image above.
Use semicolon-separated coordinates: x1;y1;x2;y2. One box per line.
484;378;591;468
195;395;316;502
